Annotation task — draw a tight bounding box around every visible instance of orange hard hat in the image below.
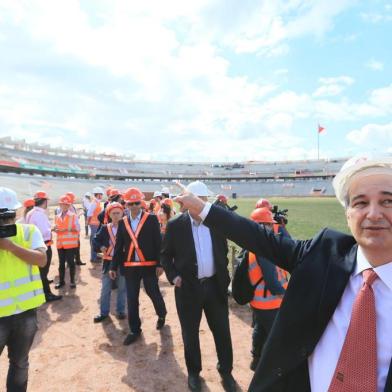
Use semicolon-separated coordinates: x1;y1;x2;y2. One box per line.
106;202;124;215
217;194;228;203
59;195;72;205
140;200;148;209
34;190;49;200
255;198;273;210
66;192;76;203
250;207;276;224
109;188;120;197
123;187;144;203
23;198;35;208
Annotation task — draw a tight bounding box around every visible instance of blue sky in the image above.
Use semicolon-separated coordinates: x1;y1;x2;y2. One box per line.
0;0;391;162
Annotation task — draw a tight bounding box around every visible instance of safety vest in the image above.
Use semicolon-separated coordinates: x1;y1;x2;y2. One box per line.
0;224;46;318
55;213;79;249
89;199;102;226
103;223;116;261
248;252;288;310
122;213;157;267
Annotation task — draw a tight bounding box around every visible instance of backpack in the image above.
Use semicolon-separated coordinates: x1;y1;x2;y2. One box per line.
232;249;263;305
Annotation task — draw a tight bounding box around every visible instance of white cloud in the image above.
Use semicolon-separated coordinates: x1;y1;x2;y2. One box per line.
346;122;392;146
361;12;392;23
313;76;354;97
366;59;384;71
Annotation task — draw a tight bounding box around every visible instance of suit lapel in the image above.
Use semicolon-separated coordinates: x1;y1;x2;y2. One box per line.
183;213;198;264
316;245;357;331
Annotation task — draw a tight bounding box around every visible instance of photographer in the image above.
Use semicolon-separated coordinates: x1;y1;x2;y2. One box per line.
256;198;290;238
0;187;47;392
213;194;238;212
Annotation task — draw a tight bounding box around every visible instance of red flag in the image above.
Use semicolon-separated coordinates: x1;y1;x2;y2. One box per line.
318;124;325;133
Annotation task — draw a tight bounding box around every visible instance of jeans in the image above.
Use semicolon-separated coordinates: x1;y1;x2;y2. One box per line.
89;225;99;261
0;309;38;392
100;271;126;316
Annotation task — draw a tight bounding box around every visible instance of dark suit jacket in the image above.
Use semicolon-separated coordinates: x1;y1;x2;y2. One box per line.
110;212;162;275
204;205;392;392
160;211;230;300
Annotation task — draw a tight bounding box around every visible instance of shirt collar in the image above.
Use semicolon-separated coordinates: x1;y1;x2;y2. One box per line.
356;246;392;290
130;210;142;221
188;211;202;227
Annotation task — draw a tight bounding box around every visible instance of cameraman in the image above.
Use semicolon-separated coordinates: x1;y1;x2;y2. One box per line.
213;194;238;212
256;198;290;238
0;187;47;392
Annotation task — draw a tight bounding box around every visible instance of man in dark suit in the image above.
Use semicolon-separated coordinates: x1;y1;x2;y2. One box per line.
161;181;237;392
175;156;392;392
109;187;167;345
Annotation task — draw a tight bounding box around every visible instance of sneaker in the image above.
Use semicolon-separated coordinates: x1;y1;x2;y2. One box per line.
55;282;65;289
94;315;109;323
70;282;76;289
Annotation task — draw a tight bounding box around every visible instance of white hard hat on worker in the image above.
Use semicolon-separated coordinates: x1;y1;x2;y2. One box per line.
0;187;22;210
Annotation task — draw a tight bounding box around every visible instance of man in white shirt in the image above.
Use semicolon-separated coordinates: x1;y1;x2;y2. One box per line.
161;181;236;392
26;191;62;302
175;156;392;392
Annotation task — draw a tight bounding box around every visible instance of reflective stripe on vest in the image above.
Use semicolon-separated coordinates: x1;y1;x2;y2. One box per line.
248;252;288;310
55;213;79;249
0;223;46;317
90;199;102;226
122;213;157;267
103;223;116;261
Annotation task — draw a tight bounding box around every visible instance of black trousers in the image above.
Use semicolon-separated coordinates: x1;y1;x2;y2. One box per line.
124;268;167;334
251;307;279;358
39;246;52;296
57;248;76;284
175;276;233;375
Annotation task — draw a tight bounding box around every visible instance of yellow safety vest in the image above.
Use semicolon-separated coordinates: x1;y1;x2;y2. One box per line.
0;224;46;318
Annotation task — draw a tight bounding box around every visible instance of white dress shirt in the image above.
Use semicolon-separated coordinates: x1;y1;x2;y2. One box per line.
308;247;392;392
189;212;215;279
25;207;52;242
129;210;142;261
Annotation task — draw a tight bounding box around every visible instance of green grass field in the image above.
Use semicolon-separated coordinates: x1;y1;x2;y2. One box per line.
232;197;349;239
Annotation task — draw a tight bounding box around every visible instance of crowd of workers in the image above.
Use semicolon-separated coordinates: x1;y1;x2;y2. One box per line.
1;153;392;392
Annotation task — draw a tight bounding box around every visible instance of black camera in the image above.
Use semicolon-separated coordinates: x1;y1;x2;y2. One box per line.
0;224;17;238
272;205;288;225
0;208;17;238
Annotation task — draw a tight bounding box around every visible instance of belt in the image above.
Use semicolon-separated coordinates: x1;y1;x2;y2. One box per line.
199;275;215;284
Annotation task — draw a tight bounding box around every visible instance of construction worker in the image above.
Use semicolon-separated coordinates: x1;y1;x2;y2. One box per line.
26;191;62;302
66;191;85;266
82;192;91;238
98;188;122;225
158;198;175;235
152;191;162;214
54;195;80;289
247;207;289;371
109;187;167;345
93;202;127;322
87;187;103;263
0;187;47;392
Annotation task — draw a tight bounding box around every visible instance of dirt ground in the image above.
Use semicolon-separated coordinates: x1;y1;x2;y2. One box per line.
1;230;254;392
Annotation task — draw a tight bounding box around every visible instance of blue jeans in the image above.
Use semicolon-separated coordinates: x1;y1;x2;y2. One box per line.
89;225;99;261
100;272;126;316
0;309;38;392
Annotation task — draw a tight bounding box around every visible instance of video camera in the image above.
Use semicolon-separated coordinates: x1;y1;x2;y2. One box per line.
0;208;17;238
272;205;288;226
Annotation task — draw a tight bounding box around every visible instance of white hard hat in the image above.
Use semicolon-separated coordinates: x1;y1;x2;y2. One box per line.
153;191;162;198
333;154;392;206
84;192;92;197
0;187;22;210
92;187;104;194
186;181;212;197
161;187;170;194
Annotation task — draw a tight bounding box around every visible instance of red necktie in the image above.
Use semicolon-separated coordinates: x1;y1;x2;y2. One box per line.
328;269;378;392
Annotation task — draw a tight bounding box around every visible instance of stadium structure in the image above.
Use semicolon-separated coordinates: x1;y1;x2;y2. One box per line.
0;137;346;202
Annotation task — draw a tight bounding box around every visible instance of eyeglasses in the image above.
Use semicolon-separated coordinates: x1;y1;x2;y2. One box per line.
127;201;141;206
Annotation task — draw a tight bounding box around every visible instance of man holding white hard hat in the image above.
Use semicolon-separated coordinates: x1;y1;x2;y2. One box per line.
175;157;392;392
161;181;237;392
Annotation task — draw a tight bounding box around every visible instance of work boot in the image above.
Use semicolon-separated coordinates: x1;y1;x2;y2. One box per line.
123;332;141;345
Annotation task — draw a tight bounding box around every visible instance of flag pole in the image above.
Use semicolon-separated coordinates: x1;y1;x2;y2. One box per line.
317;126;320;160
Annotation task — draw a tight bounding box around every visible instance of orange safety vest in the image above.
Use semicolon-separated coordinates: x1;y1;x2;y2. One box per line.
55;213;79;249
248;252;288;310
103;223;116;261
89;199;102;226
122;213;158;267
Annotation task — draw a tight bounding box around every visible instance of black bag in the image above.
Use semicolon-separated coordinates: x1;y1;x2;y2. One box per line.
232;249;263;305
